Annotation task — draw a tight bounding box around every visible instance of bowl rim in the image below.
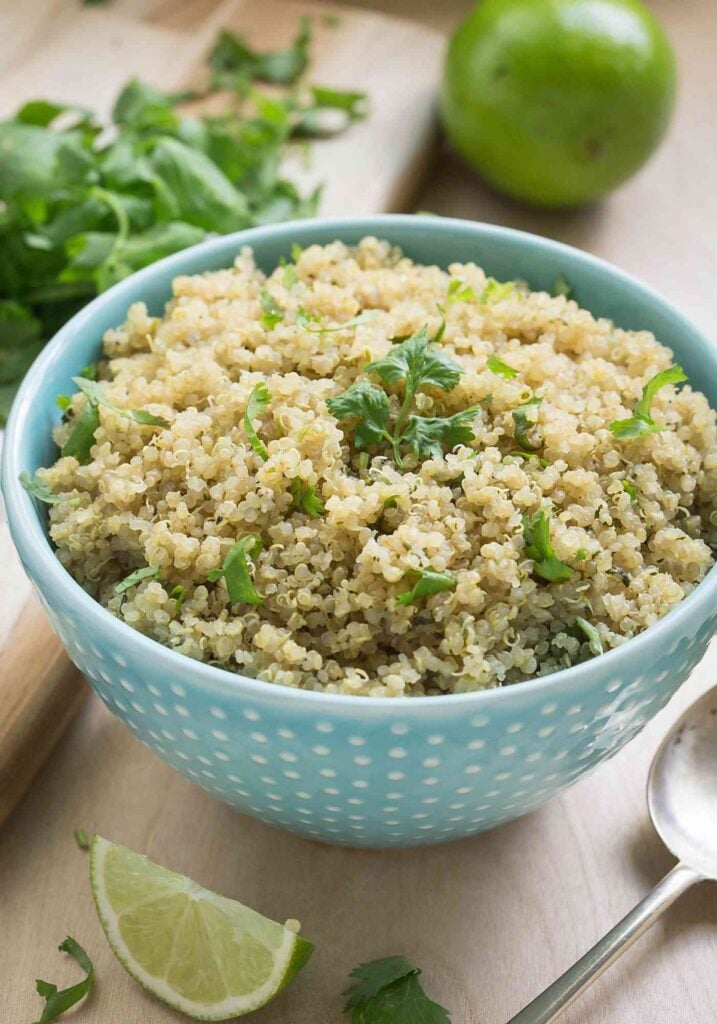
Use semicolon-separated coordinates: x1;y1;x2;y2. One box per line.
3;212;716;712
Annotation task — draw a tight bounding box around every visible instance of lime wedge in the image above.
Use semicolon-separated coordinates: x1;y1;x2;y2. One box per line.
90;835;313;1020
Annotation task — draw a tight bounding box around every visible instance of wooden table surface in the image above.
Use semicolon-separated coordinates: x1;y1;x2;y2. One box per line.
2;2;717;1023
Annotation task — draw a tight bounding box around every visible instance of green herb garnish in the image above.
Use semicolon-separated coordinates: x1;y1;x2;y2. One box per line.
522;508;573;584
402;407;479;461
446;279;477;304
487;354;518;380
396;568;457;606
243;381;271;461
553;275;572;298
574;616;604;656
609;365;687;440
298;309;378;333
622;479;638;500
343;955;450;1023
327;381;391;449
575;547;589;561
73;828;90;850
480;278;515;303
507;450;550;467
170;585;188;617
259;289;283;330
73;377;169;427
207;534;263;605
209;17;310;88
290;478;325;518
19;470;60;504
60;401;100;464
115;565;162;595
512;395;543;452
33;937;94;1024
279;258;298;289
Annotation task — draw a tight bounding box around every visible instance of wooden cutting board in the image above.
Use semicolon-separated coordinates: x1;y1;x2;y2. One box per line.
0;0;444;822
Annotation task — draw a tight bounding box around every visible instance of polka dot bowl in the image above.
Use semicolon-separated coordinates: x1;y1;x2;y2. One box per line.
4;215;717;848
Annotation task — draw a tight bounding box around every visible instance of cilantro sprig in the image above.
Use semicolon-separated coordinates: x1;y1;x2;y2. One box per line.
522;508;573;584
487;354;517;380
60;378;168;464
207;534;263;605
115;565;162;595
574;616;604;656
297;309;378;333
244;381;271;461
609;365;687;440
259;289;283;330
33;937;94;1024
512;395;543;452
396;568;457;606
19;470;60;504
290;478;325;518
343;956;450;1024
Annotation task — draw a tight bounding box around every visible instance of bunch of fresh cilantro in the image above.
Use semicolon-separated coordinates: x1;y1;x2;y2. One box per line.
0;18;367;421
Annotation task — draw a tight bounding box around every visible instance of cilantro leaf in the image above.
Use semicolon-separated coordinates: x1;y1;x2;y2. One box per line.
487;354;518;380
279;257;298;288
72;377;169;427
480;278;515;303
60;401;100;464
260;289;283;329
609;365;686;440
344;956;419;1009
290;478;325;518
574;616;604;656
622;479;638;500
327;381;391;449
522;508;573;584
207;534;263;605
115;565;162;595
34;936;94;1024
19;470;60;504
553;275;572;298
170;585;187;617
299;309;378;333
507;451;550;467
244;381;271;460
366;326;461;395
73;828;90;850
402;407;478;460
446;279;477;304
396;568;457;606
343;957;450;1024
209;17;311;87
512;395;542;452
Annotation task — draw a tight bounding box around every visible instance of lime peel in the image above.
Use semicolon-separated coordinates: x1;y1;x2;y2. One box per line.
90;835;313;1021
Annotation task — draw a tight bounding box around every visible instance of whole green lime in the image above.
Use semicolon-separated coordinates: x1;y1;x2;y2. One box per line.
441;0;677;208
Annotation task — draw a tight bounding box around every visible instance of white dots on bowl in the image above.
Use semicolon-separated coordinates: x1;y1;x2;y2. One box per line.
283;770;300;780
213;751;229;762
390;723;409;736
250;732;268;744
422;796;439;805
174;750;190;761
468;739;485;750
388;747;407;759
348;815;365;822
348;736;366;746
494;772;511;782
427;735;445;745
464;764;482;775
347;797;364;806
485;789;500;798
147;684;161;697
422;757;441;768
386;792;403;800
242;709;261;721
352;780;369;790
161;729;176;741
455;786;472;795
470;715;489;728
411;813;428;820
260;776;276;786
277;728;295;740
210;707;227;720
387;771;405;781
449;815;465;822
323;788;340;797
174;704;189;718
506;722;524;734
182;728;198;741
540;703;558;715
418;825;435;831
449;802;465;810
383;806;398;813
311;745;330;757
212;729;228;742
605;681;622;693
267;793;282;802
119;679;135;693
197;756;212;766
353;755;372;766
385;819;400;826
130;701;146;716
519;773;536;783
250;754;268;765
99;671;112;685
280;751;298;763
567;704;582;716
537;726;555;738
568;723;585;735
315;721;334;734
553;750;569;760
296;791;312;801
171;684;186;697
319;768;337;778
526;752;542;762
422;777;439;786
90;645;102;659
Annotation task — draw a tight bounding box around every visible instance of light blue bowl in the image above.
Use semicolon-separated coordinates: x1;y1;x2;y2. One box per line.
3;215;717;848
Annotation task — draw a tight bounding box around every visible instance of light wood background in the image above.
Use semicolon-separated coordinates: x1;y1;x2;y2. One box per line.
1;1;717;1022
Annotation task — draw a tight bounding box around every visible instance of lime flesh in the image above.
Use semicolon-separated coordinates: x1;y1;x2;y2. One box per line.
90;836;313;1020
441;0;677;208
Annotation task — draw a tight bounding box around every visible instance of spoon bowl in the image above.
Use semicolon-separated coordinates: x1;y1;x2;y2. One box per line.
648;685;717;880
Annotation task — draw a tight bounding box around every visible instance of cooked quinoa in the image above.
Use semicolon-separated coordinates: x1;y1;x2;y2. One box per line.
39;237;717;696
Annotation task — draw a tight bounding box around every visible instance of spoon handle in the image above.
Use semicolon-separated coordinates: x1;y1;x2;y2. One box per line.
506;862;702;1024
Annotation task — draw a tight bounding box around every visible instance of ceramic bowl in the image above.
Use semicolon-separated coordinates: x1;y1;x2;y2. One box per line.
3;215;716;847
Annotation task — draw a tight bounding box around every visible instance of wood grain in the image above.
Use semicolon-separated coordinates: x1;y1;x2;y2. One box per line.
1;1;717;1023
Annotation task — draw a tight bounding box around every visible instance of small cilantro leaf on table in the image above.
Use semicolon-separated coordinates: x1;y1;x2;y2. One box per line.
343;956;450;1024
609;365;687;440
207;534;263;605
33;936;94;1024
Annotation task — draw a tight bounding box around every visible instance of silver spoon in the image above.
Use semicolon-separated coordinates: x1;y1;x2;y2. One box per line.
508;684;717;1023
